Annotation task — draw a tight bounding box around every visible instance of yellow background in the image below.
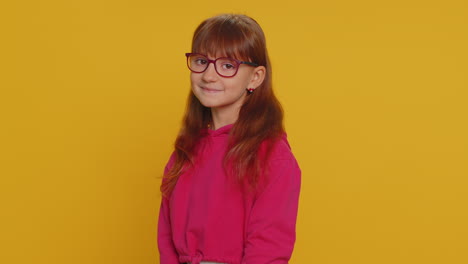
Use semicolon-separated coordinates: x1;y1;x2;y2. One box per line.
1;0;467;263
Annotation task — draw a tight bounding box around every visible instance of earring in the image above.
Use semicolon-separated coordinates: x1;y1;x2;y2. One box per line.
247;88;254;94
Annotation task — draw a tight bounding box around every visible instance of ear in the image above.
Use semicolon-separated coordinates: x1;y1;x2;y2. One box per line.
247;66;266;91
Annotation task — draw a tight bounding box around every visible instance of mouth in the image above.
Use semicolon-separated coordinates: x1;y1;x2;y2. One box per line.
201;87;222;93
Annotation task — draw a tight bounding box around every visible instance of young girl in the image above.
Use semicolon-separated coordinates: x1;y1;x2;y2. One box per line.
158;14;301;264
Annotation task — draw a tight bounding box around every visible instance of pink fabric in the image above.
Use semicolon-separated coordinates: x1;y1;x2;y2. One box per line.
158;124;301;264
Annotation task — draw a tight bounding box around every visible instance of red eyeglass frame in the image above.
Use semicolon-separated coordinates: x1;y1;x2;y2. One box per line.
185;53;259;78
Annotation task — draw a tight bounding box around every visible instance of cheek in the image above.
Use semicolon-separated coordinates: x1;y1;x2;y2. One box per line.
190;73;197;83
232;76;251;90
235;69;254;87
189;74;200;90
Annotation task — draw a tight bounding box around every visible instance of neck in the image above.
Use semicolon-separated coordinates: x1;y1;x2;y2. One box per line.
211;106;240;130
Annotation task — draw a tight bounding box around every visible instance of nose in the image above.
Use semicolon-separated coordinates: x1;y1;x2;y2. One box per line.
201;62;218;82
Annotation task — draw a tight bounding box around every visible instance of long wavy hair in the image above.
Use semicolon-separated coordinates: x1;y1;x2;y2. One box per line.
161;14;284;196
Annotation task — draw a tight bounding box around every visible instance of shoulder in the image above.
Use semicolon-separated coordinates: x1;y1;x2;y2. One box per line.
163;151;177;173
260;133;297;162
258;134;301;181
255;134;301;195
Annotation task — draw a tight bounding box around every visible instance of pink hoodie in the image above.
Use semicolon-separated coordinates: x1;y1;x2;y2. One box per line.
158;124;301;264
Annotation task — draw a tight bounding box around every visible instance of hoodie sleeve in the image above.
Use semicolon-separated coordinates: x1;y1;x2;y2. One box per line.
242;157;301;264
157;157;179;264
158;196;179;264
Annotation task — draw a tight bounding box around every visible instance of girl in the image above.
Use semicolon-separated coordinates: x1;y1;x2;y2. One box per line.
158;14;301;264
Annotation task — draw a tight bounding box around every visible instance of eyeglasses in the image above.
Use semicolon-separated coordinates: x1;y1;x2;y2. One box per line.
185;53;259;78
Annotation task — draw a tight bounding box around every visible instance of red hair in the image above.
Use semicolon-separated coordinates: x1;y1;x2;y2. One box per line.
161;14;284;196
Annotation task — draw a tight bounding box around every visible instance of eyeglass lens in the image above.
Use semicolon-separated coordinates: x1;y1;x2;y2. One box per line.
187;54;239;77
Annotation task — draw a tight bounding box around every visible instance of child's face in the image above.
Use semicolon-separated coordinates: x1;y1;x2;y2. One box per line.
190;54;264;119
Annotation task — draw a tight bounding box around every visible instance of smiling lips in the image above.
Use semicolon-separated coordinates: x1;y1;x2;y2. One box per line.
201;87;222;93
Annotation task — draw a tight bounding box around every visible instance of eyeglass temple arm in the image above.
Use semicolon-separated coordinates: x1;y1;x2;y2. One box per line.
241;61;259;67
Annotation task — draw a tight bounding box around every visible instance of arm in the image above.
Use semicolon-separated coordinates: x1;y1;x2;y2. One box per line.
158;195;179;264
157;158;179;264
242;158;301;264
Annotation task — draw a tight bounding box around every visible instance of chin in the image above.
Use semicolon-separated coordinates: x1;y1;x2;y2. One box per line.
197;98;220;108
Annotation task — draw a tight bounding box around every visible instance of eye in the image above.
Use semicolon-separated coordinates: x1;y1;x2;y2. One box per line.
219;58;238;70
194;57;208;65
222;62;235;70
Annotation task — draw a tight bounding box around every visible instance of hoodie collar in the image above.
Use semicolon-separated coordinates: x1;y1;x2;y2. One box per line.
206;123;234;137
